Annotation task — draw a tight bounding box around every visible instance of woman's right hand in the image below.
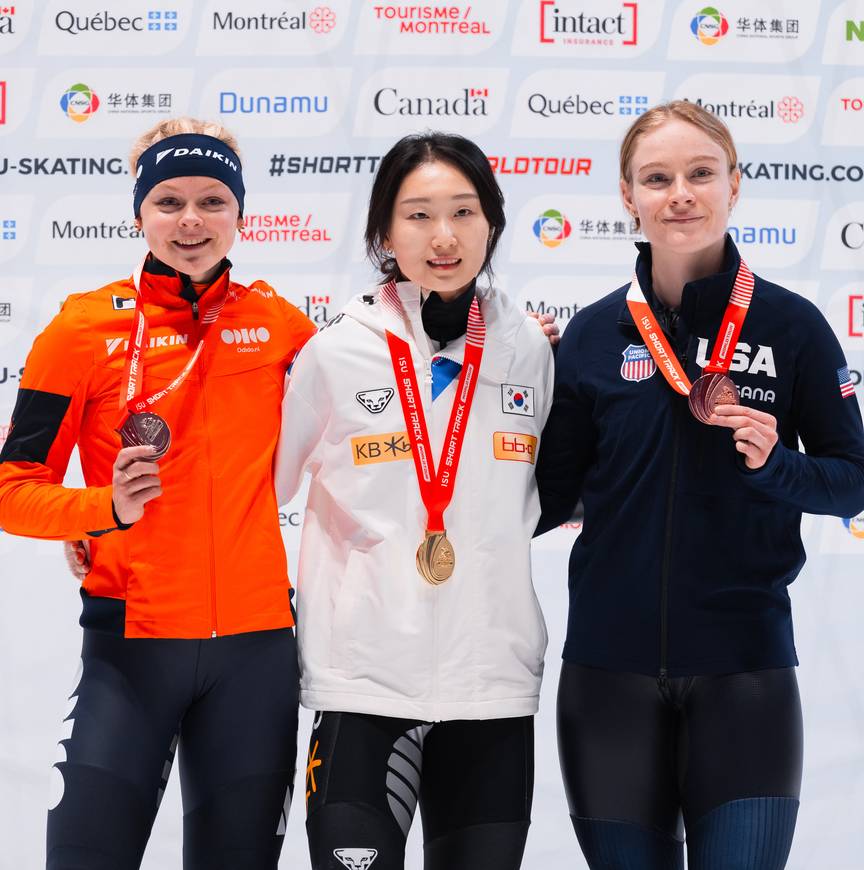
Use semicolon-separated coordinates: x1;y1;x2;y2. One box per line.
112;445;162;525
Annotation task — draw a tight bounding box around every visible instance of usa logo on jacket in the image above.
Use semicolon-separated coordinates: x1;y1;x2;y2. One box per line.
620;344;656;382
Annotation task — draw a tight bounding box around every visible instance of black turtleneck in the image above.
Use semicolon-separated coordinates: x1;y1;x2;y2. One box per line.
420;283;476;348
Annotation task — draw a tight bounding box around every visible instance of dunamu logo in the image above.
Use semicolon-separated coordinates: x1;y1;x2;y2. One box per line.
219;92;329;114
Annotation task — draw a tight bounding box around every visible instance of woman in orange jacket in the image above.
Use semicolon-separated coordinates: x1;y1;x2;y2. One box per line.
0;117;315;869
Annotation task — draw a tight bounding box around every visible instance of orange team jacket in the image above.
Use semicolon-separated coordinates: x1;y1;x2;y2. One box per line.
0;256;316;639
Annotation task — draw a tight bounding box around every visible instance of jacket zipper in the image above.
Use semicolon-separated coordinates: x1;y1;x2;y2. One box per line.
197;323;218;638
659;346;687;682
424;358;440;714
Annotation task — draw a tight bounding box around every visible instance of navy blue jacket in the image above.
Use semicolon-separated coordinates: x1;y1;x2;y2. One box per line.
536;238;864;677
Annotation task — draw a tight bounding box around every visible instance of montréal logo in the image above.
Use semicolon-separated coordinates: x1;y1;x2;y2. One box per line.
60;83;100;123
690;6;728;44
310;6;337;33
533;209;572;248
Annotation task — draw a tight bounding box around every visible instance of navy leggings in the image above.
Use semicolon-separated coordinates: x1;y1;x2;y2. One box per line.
46;627;299;870
557;663;803;869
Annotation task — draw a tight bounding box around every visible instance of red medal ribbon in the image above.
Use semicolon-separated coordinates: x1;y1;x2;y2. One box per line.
382;281;485;532
625;258;754;396
119;258;228;415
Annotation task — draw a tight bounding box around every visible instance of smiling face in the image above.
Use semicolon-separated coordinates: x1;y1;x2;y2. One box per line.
384;160;491;301
620;118;740;257
137;176;241;283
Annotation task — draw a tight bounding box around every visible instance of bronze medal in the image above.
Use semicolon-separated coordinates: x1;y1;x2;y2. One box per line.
416;531;455;586
118;412;171;460
688;373;739;425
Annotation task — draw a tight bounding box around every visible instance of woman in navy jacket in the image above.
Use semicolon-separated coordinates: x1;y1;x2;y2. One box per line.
536;101;864;869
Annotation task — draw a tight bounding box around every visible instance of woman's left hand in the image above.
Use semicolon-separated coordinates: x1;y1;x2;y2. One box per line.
710;404;779;470
527;311;560;346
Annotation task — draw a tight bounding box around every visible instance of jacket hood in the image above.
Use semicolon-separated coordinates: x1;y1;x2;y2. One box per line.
340;280;529;383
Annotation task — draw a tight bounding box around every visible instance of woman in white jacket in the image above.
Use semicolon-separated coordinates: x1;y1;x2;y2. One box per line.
275;133;554;870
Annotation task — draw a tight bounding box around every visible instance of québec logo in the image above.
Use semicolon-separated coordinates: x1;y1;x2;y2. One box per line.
333;847;378;869
690;6;728;45
356;388;394;414
533;209;572;248
60;83;100;123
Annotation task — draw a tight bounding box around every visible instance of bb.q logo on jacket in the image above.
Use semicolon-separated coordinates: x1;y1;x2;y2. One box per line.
620;344;656;382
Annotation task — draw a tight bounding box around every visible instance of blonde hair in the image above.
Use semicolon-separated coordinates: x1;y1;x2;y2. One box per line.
128;117;241;174
619;100;738;184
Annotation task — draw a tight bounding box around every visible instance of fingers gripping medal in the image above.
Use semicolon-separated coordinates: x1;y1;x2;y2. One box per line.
625;259;754;426
118;411;172;459
382;281;485;586
688;373;740;425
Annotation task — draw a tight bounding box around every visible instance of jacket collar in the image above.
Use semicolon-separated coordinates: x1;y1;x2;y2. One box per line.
380;281;519;383
135;253;233;310
616;234;742;329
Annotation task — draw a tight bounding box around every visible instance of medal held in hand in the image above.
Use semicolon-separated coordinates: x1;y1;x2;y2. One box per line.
687;373;740;425
625;258;754;425
118;411;172;460
381;281;486;586
116;258;228;460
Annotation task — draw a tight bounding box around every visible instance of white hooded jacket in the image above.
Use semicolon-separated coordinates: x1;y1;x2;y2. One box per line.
276;281;554;721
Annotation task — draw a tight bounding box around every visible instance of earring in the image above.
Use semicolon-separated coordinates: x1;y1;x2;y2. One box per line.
384;248;394;256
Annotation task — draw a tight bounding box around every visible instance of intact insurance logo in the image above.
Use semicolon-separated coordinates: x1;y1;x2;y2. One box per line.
59;82;99;123
540;0;638;46
690;6;728;44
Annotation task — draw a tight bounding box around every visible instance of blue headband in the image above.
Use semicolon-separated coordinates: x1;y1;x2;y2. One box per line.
133;133;245;217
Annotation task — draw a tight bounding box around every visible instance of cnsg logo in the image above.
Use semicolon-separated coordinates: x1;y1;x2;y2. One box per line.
54;9;178;35
220;326;271;352
533;209;571;248
59;83;99;123
842;512;864;540
540;1;638;47
0;5;13;36
690;6;728;45
212;7;336;34
373;86;488;117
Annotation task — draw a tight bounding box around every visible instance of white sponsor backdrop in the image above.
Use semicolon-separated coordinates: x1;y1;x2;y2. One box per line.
1;2;864;868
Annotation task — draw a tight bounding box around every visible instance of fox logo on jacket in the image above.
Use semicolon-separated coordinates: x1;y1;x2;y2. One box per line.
333;848;378;869
620;344;656;382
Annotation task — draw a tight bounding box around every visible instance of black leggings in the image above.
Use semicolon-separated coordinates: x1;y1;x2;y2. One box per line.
557;663;803;869
46;628;299;870
305;712;534;870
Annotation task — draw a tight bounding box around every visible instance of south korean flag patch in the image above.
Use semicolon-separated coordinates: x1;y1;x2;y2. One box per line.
502;383;535;416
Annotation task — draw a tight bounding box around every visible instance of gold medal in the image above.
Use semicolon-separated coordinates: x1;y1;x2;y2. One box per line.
416;530;455;586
